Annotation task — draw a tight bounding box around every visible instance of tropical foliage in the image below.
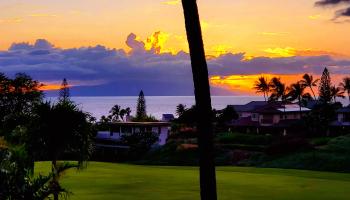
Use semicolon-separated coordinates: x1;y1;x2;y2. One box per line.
0;74;95;200
0;145;75;200
253;76;270;101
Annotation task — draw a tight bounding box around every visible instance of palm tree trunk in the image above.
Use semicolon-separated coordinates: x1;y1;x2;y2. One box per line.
52;159;59;200
181;1;217;199
310;87;317;100
298;96;302;117
263;92;266;102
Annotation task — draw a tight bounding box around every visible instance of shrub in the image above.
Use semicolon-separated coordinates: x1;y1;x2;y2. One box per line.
216;132;273;145
176;143;198;151
311;137;332;146
266;137;313;155
168;128;198;140
326;134;350;154
121;132;159;160
261;151;350;172
218;144;266;151
137;141;199;165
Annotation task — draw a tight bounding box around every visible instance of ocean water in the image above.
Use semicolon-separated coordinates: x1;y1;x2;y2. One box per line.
47;96;350;120
53;96;263;120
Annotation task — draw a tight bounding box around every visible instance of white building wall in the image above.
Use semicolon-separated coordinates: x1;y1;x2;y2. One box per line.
159;127;169;145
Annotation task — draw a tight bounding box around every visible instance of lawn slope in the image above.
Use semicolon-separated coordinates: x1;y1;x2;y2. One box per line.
35;162;350;200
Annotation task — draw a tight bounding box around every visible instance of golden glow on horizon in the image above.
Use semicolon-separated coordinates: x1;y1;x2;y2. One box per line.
210;74;345;94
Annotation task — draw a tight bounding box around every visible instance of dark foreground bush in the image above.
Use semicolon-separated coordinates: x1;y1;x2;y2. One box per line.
260;151;350;172
326;134;350;154
217;132;273;145
121;132;159;160
135;141;199;165
266;137;313;155
310;137;332;146
218;144;266;152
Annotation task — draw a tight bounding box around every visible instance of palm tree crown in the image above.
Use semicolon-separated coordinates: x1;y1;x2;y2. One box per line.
253;76;269;101
300;73;319;100
287;82;311;112
330;85;345;103
268;77;288;102
339;77;350;102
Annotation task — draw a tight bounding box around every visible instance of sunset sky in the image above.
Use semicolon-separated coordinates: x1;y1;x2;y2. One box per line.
1;0;350;95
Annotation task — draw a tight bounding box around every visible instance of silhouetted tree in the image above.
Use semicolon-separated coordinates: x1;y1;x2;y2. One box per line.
216;106;238;125
269;77;289;103
181;0;217;199
136;90;146;119
99;115;111;124
176;105;197;125
339;77;350;103
109;104;121;122
330;85;344;103
287;82;311;113
29;101;95;200
176;104;187;117
58;78;70;103
269;77;290;119
301;74;319;100
253;76;270;101
119;109;127;122
125;107;131;121
0;73;43;139
318;68;332;103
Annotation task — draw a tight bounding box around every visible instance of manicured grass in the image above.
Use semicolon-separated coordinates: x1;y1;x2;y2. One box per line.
35;162;350;200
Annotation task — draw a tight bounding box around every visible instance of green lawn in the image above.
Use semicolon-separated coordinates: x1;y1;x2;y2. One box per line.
35;162;350;200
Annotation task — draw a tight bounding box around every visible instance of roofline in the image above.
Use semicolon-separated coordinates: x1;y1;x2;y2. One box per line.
101;122;171;126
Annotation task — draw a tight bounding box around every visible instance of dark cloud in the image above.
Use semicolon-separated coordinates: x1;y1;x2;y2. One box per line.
316;0;350;19
336;6;350;16
315;0;350;6
1;34;350;96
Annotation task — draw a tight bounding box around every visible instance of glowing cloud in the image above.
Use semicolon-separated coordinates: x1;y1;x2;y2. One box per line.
259;32;288;36
162;0;180;5
144;31;170;54
209;45;234;57
0;18;23;24
29;14;58;18
264;47;297;57
309;14;322;20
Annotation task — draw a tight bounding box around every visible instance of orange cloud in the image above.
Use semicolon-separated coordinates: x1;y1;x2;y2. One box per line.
39;84;62;91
